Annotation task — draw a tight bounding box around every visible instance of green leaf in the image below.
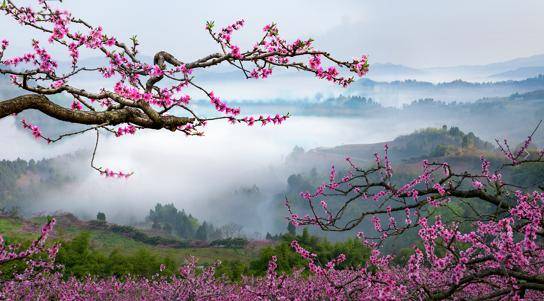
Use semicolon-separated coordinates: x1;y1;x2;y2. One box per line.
206;21;215;30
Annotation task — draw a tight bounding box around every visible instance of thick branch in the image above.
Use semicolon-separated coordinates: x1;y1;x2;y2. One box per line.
0;94;193;129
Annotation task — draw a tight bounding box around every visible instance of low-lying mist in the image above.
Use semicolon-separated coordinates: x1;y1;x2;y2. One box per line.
1;97;542;236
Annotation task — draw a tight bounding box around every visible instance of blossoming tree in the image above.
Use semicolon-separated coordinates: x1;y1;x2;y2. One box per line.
0;0;368;176
285;124;544;299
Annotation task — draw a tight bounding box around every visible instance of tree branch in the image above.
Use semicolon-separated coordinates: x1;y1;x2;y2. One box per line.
0;94;193;129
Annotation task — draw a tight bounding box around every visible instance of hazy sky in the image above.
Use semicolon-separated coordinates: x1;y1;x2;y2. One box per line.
1;0;543;68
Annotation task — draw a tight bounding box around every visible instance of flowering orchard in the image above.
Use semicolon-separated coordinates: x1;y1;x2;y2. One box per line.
2;130;543;300
0;0;368;176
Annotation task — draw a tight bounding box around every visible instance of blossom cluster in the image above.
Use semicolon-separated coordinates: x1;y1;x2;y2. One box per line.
99;168;132;179
209;91;240;116
229;114;290;126
115;124;137;137
21;119;50;143
208;19;369;87
0;218;57;265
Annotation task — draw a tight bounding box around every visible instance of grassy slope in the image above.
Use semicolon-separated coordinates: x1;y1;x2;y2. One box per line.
0;215;260;265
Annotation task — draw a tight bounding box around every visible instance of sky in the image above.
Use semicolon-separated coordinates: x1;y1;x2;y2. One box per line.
1;0;543;68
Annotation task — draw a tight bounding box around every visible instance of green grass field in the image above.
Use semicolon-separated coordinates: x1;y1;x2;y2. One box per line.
0;215;260;265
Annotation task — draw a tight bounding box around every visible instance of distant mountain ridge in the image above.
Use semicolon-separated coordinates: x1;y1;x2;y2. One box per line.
489;67;544;80
366;54;544;82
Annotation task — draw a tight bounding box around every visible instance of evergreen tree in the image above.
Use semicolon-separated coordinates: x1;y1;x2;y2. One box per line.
96;212;106;222
195;222;209;241
287;222;296;235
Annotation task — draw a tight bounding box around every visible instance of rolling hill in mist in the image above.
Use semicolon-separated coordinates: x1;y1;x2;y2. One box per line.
346;75;544;106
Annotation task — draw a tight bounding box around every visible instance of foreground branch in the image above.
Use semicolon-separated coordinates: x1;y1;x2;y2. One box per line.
0;94;194;128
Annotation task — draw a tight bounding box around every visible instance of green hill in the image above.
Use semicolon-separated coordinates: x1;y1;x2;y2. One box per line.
0;213;262;269
296;125;495;167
